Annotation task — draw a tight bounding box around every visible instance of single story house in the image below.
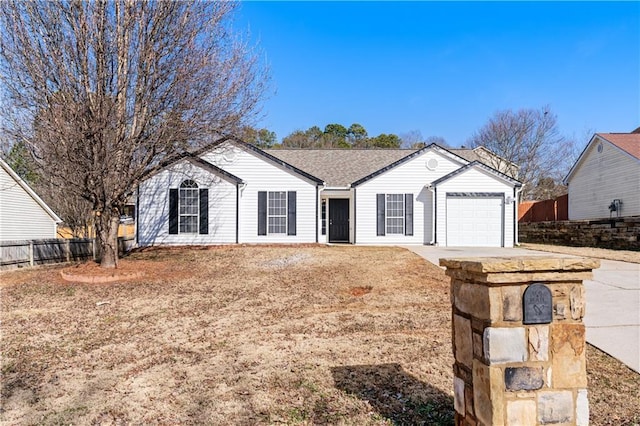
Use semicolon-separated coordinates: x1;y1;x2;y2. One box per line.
0;158;62;241
564;131;640;220
137;139;522;247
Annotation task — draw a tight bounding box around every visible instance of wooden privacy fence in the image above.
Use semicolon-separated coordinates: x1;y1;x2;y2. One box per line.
519;194;568;223
0;237;135;269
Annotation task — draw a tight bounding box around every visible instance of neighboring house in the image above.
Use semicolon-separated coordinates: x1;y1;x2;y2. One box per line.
137;139;523;247
564;132;640;220
0;158;62;240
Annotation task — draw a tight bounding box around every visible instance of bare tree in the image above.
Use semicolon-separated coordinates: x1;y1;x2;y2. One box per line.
467;107;576;200
0;1;268;267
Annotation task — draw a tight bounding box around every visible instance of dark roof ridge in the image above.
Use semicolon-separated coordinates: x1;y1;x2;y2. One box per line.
351;143;472;187
431;160;522;187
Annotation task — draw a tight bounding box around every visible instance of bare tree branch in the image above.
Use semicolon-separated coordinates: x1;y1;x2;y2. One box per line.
468;107;576;200
0;0;269;267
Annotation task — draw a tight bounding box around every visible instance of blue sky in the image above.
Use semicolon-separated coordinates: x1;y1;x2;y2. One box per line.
236;1;639;147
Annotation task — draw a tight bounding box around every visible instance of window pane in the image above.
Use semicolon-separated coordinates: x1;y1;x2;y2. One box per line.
179;215;198;233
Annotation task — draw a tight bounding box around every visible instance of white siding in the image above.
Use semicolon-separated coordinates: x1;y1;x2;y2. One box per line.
138;160;237;245
568;139;640;220
0;165;58;241
202;143;318;243
435;167;516;247
355;149;465;244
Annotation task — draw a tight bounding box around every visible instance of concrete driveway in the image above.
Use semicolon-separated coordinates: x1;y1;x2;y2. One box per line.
404;245;640;373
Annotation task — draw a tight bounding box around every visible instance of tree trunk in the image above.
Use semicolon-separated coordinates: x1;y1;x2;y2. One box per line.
95;212;120;268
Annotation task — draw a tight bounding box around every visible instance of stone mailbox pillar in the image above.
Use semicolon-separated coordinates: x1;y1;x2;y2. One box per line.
440;257;599;426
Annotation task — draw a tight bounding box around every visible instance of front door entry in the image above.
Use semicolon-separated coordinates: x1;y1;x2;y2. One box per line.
329;199;349;243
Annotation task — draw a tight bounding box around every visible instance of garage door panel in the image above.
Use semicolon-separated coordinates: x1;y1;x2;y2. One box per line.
446;196;503;247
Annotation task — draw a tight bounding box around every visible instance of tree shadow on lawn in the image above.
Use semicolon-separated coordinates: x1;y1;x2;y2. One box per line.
331;363;454;426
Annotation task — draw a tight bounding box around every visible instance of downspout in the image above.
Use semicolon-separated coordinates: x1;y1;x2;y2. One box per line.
427;185;436;245
353;187;356;244
237;182;246;244
135;184;140;247
316;184;323;243
514;184;525;246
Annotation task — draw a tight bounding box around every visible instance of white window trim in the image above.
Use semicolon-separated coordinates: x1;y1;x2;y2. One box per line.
179;180;199;234
386;193;404;235
267;191;287;235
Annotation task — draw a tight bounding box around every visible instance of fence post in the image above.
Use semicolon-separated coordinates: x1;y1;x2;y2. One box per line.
92;239;96;261
66;239;71;262
29;241;34;266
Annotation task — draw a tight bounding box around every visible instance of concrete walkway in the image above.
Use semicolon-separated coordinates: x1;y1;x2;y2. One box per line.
404;245;640;374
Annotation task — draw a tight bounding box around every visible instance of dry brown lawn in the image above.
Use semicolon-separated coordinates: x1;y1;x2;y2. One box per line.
1;246;638;425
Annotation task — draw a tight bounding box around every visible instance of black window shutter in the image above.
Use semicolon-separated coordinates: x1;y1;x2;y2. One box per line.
169;189;178;234
258;191;267;236
405;193;413;236
376;194;386;236
287;191;297;236
199;188;208;234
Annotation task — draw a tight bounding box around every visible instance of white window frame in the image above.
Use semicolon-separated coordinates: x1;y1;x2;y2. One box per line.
386;193;404;235
179;180;199;234
267;191;287;234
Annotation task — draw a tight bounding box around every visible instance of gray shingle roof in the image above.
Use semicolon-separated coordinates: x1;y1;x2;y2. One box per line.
264;148;420;187
265;146;503;187
449;148;482;163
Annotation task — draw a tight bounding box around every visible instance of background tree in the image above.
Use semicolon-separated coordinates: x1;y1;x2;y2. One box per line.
467;106;576;200
239;127;277;149
4;141;38;184
347;123;368;147
0;1;267;267
2;139;95;237
322;123;349;148
369;133;401;148
281;126;323;148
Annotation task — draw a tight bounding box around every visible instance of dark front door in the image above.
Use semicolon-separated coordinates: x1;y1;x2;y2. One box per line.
329;199;350;243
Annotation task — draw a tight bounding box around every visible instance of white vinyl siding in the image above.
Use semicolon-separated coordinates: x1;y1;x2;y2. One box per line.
567;138;640;220
355;149;464;244
202;143;317;243
435;167;515;247
0;164;59;241
138;160;236;245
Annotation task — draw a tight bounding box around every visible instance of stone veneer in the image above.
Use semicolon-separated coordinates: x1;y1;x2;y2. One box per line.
440;256;599;426
519;216;640;251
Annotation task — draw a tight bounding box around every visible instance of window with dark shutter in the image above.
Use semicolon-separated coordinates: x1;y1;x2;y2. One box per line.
199;188;208;234
287;191;297;235
258;191;267;235
404;193;413;236
376;194;385;236
169;189;178;234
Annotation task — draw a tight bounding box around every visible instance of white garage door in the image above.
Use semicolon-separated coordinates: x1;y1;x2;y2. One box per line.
446;195;503;247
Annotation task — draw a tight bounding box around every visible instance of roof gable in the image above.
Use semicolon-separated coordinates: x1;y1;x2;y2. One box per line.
142;152;244;184
351;144;472;187
184;155;244;184
564;133;640;183
431;161;522;187
199;137;324;185
0;158;62;223
597;133;640;160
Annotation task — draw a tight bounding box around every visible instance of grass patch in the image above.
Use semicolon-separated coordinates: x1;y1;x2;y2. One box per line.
1;246;637;424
